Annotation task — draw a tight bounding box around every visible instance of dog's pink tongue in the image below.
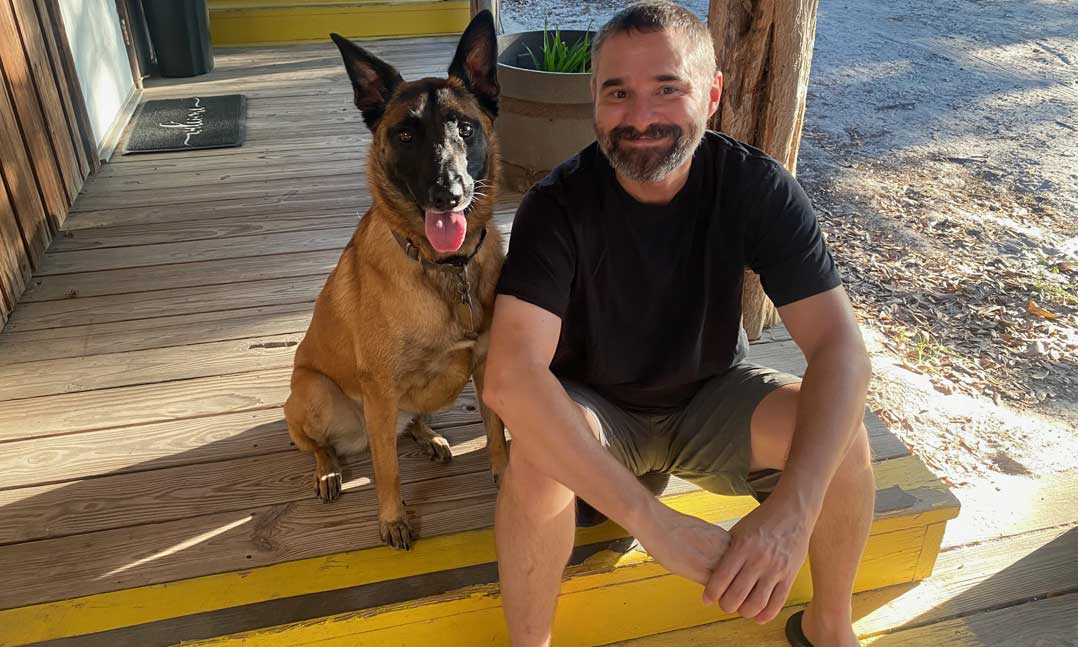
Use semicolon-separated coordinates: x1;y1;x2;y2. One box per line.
424;209;468;253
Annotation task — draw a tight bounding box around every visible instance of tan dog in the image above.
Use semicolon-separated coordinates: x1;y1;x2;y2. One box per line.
285;13;507;550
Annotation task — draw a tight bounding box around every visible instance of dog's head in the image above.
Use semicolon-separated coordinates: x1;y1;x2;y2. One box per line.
331;12;499;258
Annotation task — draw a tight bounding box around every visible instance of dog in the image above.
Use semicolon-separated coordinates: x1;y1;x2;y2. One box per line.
284;12;507;550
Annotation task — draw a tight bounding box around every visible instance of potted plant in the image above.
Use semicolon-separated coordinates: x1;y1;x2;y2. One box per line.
496;27;595;192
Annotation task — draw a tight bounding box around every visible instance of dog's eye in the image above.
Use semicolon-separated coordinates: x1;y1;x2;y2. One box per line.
458;122;474;139
398;130;414;144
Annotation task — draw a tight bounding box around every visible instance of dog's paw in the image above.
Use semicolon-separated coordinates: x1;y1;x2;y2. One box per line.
315;470;343;502
379;516;415;550
423;435;453;463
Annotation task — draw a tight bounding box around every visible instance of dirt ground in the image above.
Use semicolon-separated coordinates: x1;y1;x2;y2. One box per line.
501;0;1078;488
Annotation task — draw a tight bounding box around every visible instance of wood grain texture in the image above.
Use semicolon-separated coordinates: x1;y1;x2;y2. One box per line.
0;51;49;268
0;331;303;401
0;469;500;609
10;0;80;206
0;0;67;224
0;303;315;364
0;171;30;317
3;274;327;332
0;368;293;441
0;423;495;545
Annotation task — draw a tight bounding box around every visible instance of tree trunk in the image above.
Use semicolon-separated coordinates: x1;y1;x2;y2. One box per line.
469;0;503;34
707;0;819;340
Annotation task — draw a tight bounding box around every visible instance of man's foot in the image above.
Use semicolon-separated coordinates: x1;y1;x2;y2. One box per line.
799;604;860;647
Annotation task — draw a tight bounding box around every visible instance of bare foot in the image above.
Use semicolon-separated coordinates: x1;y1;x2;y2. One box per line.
802;604;860;647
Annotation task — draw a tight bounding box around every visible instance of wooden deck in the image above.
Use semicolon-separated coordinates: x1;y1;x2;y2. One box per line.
0;34;1060;647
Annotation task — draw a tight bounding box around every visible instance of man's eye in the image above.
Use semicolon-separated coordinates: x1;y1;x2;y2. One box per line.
612;90;627;99
661;86;677;95
459;122;474;138
398;130;414;143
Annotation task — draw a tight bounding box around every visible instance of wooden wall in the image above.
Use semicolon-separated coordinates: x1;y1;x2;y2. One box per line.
0;0;97;327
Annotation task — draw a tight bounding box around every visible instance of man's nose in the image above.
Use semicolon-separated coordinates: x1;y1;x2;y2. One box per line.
624;95;659;133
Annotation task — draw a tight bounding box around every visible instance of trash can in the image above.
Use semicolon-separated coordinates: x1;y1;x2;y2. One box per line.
142;0;214;77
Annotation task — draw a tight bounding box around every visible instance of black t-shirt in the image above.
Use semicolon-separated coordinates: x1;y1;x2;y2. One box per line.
496;131;841;413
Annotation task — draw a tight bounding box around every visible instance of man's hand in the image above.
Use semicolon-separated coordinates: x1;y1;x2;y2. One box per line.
702;496;814;623
636;500;731;586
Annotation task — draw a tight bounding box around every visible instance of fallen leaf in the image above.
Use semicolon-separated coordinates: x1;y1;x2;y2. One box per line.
1028;300;1058;320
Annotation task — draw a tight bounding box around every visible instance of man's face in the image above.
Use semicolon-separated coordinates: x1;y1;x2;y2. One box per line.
592;29;714;183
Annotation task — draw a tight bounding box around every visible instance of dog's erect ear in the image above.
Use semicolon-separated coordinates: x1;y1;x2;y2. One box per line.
448;11;499;116
330;33;404;131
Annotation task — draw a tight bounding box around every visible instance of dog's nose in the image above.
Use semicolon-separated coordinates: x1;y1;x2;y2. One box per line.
429;181;464;211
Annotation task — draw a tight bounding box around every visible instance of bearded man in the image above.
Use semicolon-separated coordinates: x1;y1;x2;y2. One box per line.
482;3;874;646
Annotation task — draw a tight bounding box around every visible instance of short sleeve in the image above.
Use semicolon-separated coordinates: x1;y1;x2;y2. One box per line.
496;188;576;318
745;163;842;307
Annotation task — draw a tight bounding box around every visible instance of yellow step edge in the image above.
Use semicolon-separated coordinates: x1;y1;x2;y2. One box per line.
184;520;944;646
0;455;958;646
208;1;470;46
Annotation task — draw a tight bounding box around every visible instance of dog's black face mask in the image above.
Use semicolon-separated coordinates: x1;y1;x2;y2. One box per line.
331;12;499;255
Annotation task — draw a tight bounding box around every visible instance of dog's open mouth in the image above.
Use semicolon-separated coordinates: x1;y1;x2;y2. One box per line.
424;208;468;253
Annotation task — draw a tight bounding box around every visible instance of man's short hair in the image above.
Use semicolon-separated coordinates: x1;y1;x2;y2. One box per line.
591;1;717;86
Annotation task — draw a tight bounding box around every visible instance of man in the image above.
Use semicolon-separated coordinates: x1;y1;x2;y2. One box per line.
482;3;873;646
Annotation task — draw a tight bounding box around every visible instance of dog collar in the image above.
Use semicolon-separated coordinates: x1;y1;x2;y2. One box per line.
392;227;488;336
392;227;487;269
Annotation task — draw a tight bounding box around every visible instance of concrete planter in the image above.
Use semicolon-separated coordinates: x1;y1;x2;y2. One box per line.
495;30;595;192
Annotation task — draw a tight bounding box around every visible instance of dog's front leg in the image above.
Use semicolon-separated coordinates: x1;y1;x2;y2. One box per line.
472;355;508;487
363;390;413;550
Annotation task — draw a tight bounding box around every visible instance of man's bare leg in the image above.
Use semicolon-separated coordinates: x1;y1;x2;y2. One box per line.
495;406;602;647
799;427;874;646
751;386;875;646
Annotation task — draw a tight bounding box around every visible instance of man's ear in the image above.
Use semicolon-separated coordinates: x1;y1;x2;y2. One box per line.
448;10;500;116
706;70;724;121
330;33;404;131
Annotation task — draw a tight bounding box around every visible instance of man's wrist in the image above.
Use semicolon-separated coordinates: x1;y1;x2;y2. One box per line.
770;472;827;524
623;491;668;542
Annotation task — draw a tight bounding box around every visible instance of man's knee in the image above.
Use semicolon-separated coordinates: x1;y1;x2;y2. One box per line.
502;448;574;507
846;422;872;470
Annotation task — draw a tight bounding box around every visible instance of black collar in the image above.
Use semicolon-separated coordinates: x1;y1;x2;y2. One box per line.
392;227;487;270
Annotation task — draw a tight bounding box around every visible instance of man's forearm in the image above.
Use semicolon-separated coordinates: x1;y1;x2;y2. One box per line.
771;341;872;520
484;365;660;535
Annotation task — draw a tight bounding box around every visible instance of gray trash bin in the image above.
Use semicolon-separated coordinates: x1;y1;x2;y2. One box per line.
142;0;214;78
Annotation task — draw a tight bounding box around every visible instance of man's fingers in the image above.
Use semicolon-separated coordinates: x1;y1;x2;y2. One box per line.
703;550;744;606
718;567;757;614
755;577;793;624
739;577;776;620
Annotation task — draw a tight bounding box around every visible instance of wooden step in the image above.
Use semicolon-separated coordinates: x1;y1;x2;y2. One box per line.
605;522;1078;646
0;450;959;646
207;0;470;46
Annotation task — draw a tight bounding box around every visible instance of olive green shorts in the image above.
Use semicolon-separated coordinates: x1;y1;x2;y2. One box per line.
562;363;800;498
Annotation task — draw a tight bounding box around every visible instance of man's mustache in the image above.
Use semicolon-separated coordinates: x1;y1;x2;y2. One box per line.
610;124;682;142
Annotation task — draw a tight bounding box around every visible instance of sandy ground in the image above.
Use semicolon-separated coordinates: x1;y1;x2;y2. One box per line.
500;0;1078;488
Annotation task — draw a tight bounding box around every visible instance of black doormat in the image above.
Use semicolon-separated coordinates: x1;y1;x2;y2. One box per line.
124;94;246;154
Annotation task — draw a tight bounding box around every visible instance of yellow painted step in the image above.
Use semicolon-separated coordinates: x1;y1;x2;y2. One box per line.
0;455;958;646
182;456;957;647
207;0;470;46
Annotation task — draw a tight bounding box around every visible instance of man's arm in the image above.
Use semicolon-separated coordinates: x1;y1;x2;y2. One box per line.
483;294;730;584
703;285;872;616
768;285;872;516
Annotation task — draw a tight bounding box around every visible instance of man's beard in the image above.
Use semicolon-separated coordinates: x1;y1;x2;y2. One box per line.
596;119;704;182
